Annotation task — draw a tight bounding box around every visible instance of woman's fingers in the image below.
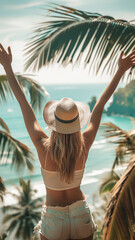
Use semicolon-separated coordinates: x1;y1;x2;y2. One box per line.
120;50;135;61
127;50;135;58
118;50;135;72
130;56;135;60
8;46;11;53
0;43;6;53
119;50;124;59
0;44;12;65
8;46;12;57
124;51;135;66
118;50;134;61
7;46;12;63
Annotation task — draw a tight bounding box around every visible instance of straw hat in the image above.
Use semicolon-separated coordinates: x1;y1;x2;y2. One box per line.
43;97;90;134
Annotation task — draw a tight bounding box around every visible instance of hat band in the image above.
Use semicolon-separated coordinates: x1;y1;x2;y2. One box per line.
55;113;79;124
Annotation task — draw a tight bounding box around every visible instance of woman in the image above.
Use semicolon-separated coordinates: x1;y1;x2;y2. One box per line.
0;43;134;240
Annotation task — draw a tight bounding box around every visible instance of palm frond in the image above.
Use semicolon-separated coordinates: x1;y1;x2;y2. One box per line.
24;4;135;79
100;170;120;194
101;122;135;169
0;118;10;133
16;74;49;112
128;129;135;138
101;122;130;140
0;75;13;104
3;179;43;209
18;178;38;205
0;130;34;171
3;212;22;224
102;156;135;240
112;151;127;170
0;74;49;112
3;178;43;240
0;177;6;202
0;233;7;240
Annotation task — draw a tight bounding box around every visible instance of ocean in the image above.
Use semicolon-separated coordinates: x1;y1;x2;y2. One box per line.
0;83;134;207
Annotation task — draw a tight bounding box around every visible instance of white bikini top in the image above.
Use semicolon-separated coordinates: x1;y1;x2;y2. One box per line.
41;167;84;191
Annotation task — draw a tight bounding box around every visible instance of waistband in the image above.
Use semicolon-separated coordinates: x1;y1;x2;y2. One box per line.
43;200;88;213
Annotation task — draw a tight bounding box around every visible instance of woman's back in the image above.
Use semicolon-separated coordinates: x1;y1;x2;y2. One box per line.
36;137;89;206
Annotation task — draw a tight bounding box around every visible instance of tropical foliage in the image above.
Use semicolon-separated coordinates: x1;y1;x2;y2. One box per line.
99;122;135;239
15;74;49;112
102;156;135;240
24;3;135;80
2;178;43;240
0;233;7;240
99;170;120;194
0;118;10;133
0;128;34;171
101;122;135;169
107;79;135;117
0;177;6;202
0;74;48;112
88;96;97;111
94;230;103;240
99;121;135;197
0;75;12;104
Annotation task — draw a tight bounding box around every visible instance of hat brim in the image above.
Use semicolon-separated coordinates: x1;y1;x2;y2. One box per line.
43;100;90;134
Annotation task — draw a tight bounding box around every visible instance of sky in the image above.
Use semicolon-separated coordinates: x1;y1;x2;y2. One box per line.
0;0;135;84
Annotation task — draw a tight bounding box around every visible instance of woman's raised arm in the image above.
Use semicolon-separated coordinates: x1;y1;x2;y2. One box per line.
83;50;135;149
0;43;47;147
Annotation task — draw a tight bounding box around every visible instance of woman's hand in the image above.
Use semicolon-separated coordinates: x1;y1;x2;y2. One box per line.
118;50;135;73
0;43;12;69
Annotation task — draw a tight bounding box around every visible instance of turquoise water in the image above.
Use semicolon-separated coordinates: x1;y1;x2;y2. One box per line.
0;83;134;205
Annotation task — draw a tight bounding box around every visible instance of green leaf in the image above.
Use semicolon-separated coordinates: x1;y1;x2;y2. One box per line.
0;74;49;112
0;118;10;133
0;130;34;171
0;75;13;104
0;177;6;202
16;74;49;112
2;178;43;240
102;159;135;240
24;4;135;79
100;171;120;194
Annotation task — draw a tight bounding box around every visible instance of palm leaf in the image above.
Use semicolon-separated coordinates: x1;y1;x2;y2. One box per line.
0;177;6;202
0;130;34;171
0;74;49;112
101;122;130;140
0;75;13;104
0;233;7;240
0;118;10;133
16;74;49;112
3;179;43;208
3;212;22;224
24;3;135;79
3;178;43;240
101;122;135;169
102;156;135;240
111;151;126;170
112;144;130;169
100;170;120;194
18;178;38;205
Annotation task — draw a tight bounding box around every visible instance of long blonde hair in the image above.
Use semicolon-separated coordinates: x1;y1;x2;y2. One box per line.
43;131;85;183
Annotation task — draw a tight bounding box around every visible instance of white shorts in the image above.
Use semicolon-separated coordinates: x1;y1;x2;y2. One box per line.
34;200;97;240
